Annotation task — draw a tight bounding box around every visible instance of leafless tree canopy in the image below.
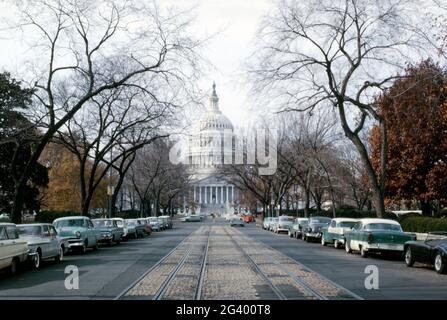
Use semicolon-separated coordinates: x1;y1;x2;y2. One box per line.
248;0;444;217
3;0;205;222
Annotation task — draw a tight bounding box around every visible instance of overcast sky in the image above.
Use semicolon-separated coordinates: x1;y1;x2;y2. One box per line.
167;0;273;127
0;0;273;128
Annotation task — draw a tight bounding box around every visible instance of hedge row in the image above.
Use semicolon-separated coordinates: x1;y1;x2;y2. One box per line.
276;208;396;220
399;216;447;233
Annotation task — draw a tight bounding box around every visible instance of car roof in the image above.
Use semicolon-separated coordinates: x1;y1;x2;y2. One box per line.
53;216;89;221
332;218;359;222
0;222;15;226
19;223;50;227
360;218;400;225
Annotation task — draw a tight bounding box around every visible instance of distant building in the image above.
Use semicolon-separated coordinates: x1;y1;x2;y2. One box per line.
184;83;239;216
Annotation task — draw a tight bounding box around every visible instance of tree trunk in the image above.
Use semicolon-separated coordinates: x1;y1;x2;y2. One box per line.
11;184;24;224
338;105;387;218
303;168;312;218
420;200;432;216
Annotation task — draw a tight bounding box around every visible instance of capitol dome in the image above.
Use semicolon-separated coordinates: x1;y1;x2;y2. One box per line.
199;111;234;131
198;83;234;132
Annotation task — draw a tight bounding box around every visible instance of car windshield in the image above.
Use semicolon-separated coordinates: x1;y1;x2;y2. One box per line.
18;225;41;236
93;220;114;228
299;220;309;225
364;223;402;231
279;217;294;222
149;218;158;222
310;218;331;224
54;219;84;228
338;221;357;228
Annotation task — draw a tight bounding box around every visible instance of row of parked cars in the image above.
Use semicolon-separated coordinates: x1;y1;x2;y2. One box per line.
262;216;447;274
0;215;173;275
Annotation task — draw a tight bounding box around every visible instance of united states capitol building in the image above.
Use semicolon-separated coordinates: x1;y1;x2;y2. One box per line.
183;83;240;216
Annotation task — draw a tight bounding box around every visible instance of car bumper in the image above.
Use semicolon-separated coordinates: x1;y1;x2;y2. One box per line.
277;228;290;232
67;239;85;249
365;243;404;252
98;236;113;243
306;232;322;238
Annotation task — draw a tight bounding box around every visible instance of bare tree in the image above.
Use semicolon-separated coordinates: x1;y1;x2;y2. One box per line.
128;139;190;217
249;0;442;217
3;0;203;222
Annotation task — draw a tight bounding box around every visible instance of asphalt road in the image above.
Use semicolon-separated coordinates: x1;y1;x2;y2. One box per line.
247;222;447;300
0;223;196;299
0;219;446;300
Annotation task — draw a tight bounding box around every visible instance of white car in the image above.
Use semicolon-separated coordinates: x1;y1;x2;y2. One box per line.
17;223;68;269
111;218;129;241
0;223;29;275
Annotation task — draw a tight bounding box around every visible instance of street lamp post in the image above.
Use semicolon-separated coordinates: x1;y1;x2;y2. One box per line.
107;144;114;218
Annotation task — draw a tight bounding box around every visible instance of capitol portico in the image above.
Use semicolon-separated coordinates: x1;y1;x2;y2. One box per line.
183;83;239;216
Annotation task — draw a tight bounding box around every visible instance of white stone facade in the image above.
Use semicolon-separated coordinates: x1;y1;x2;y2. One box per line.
185;83;238;216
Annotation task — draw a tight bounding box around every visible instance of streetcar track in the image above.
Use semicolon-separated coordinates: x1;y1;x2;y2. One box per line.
153;247;193;300
222;227;287;300
229;226;363;300
194;229;210;300
118;226;211;300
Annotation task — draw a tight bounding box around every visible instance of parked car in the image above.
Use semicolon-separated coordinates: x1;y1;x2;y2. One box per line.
273;216;294;234
321;218;359;248
288;218;309;239
159;216;173;229
345;218;416;258
17;223;68;269
92;219;124;246
125;219;146;238
230;219;245;227
262;217;272;230
111;218;130;241
0;223;29;275
404;232;447;274
302;216;331;242
268;217;279;232
140;219;153;235
123;220;138;239
147;217;162;231
53;216;101;253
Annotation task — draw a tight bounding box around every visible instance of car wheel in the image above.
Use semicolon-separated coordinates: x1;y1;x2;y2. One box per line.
404;247;415;267
116;237;121;245
10;258;19;275
321;236;327;246
360;246;368;258
306;235;311;243
55;246;64;262
32;251;41;270
434;252;446;274
345;240;352;254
